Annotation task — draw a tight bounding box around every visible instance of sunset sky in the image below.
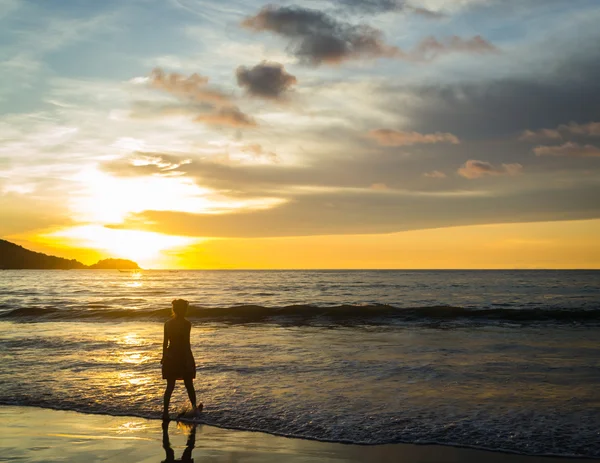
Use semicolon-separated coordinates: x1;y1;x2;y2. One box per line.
1;0;600;269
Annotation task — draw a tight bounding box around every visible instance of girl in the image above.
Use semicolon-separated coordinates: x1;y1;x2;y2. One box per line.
161;299;202;420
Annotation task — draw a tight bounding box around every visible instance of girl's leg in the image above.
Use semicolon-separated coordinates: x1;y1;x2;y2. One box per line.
163;379;176;419
184;377;203;414
183;378;197;409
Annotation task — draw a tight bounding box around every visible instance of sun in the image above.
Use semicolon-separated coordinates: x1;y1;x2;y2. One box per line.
45;225;197;268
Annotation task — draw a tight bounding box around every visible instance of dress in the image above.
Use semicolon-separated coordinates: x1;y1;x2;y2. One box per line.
162;317;196;380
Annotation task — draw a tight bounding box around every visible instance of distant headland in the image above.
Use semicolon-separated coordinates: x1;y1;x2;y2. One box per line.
0;239;140;270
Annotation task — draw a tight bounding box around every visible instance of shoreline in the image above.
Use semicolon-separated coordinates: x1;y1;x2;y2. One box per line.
1;405;598;462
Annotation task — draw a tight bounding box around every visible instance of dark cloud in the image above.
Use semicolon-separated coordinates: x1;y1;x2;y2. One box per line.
241;5;496;65
241;5;400;65
338;0;405;13
390;52;600;139
236;62;297;100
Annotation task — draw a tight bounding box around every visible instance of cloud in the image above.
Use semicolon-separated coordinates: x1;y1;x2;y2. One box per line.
368;129;459;146
411;7;446;19
129;154;191;172
111;184;600;238
129;100;211;120
533;142;600;158
241;5;401;65
101;153;195;178
519;129;562;142
149;67;230;106
561;121;600;136
241;144;278;163
389;51;600;139
521;121;600;141
410;35;497;61
194;106;257;128
458;160;523;179
241;6;496;65
424;170;447;178
370;182;390;190
337;0;444;18
100;144;599;239
145;68;256;128
236;61;297;100
0;191;74;235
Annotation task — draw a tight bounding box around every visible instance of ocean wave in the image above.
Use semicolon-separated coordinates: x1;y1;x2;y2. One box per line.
1;304;599;324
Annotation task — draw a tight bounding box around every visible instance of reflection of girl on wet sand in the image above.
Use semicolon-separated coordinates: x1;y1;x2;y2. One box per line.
161;299;202;420
162;420;196;463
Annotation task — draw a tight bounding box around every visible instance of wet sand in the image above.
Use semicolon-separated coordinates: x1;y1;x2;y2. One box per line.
0;406;597;462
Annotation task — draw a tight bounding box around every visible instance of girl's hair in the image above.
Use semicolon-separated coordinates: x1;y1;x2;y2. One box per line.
171;299;189;317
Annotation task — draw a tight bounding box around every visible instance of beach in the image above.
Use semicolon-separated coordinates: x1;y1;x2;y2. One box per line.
2;406;598;463
1;270;599;458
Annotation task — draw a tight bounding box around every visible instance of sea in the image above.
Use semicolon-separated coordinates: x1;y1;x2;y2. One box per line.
0;270;599;457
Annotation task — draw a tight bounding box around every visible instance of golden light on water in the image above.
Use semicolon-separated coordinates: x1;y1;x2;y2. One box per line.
125;281;143;288
119;333;145;347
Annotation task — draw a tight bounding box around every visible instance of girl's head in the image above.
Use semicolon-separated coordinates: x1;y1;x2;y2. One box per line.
171;299;189;318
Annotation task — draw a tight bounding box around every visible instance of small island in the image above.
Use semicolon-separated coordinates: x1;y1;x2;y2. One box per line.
0;239;140;270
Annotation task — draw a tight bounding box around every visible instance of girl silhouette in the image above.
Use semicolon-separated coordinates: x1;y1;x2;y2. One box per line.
161;299;202;420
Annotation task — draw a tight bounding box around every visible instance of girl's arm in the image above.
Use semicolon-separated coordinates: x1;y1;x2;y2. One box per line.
161;323;168;364
186;320;192;349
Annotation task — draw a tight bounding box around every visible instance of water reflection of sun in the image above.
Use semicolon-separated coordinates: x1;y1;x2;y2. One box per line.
118;371;151;386
120;333;143;346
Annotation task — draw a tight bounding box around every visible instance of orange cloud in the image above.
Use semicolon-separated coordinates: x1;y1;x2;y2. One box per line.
368;129;459;146
559;121;600;136
520;121;600;141
145;68;256;128
533;142;600;157
458;160;522;179
149;68;231;106
194;107;257;128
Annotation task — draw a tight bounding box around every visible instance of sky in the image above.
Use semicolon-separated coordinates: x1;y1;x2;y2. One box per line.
1;0;600;269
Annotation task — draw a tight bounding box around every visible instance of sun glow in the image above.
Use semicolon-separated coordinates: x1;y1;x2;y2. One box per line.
45;225;197;268
67;166;286;224
69;167;216;223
